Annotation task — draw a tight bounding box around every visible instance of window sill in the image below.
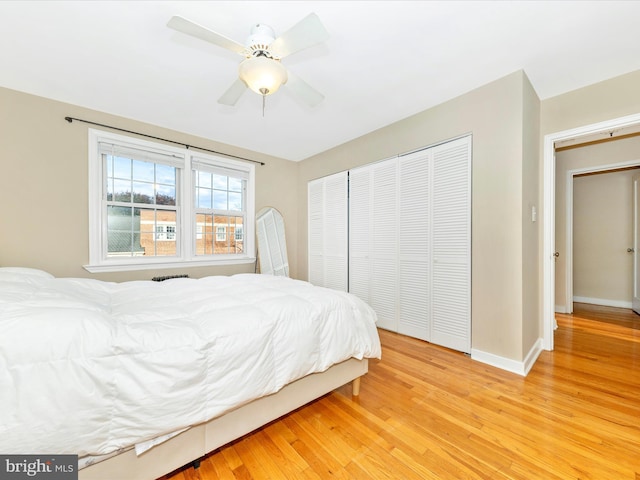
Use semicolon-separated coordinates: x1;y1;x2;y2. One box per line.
83;256;257;274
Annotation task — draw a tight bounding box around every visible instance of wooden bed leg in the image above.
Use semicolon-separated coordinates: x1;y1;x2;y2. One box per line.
352;377;361;396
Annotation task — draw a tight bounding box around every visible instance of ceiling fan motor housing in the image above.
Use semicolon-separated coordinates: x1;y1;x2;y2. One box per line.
245;24;277;58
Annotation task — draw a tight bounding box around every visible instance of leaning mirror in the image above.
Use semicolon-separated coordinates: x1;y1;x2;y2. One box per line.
256;207;289;277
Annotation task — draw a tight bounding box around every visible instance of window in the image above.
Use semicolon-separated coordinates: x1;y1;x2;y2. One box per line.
87;129;255;272
192;157;248;256
104;151;178;258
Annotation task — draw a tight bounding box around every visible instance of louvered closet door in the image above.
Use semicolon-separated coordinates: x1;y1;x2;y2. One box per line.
315;136;470;352
307;171;348;291
398;151;431;341
370;160;399;331
430;136;471;353
348;168;372;305
308;179;325;287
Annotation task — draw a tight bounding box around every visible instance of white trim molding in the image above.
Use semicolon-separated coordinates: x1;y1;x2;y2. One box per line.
573;296;633;309
471;338;544;377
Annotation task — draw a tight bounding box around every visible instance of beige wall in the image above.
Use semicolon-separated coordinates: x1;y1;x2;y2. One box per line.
521;74;541;356
541;69;640;136
297;71;540;362
573;168;637;305
0;86;299;281
542;70;640;313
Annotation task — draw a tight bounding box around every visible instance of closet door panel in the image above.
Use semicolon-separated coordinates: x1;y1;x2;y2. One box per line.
307;172;348;291
430;137;471;353
349;168;372;304
399;260;429;340
323;173;348;291
432;261;469;351
307;179;325;287
398;152;431;341
371;258;398;330
371;161;398;331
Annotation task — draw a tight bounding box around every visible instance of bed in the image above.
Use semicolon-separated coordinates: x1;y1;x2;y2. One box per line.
0;267;381;480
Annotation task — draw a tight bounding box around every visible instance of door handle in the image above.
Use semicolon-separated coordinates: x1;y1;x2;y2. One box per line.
553;252;560;258
628;248;635;253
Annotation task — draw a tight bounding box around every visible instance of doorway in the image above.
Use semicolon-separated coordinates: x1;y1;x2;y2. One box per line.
543;112;640;350
563;163;640;313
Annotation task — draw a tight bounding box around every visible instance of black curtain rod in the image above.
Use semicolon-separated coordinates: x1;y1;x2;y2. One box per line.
64;116;265;166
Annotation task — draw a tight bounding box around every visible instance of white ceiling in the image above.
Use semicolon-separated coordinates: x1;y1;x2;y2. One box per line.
2;1;640;161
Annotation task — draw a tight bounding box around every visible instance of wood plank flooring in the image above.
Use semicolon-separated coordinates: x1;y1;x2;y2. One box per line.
162;303;640;479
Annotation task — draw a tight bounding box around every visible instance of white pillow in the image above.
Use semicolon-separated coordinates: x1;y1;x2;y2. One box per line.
0;267;55;283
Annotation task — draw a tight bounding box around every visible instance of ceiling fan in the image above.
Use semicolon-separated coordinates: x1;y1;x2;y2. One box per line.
167;13;329;108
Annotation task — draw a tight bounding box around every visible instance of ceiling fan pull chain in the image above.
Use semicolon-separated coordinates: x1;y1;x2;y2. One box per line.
262;94;265;117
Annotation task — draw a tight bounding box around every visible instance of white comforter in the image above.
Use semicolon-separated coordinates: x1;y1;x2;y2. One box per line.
0;268;381;457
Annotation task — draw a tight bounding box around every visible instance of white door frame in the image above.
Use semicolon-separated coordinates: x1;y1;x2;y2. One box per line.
633;174;640;314
564;160;640;314
543;112;640;351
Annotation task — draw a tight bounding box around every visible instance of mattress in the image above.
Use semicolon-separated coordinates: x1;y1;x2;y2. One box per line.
0;267;381;459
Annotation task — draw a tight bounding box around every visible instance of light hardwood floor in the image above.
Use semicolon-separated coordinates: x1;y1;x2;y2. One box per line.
163;303;640;479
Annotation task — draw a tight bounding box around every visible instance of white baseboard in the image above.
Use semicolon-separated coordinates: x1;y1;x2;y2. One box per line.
471;338;543;377
523;338;544;375
573;296;632;309
555;305;568;313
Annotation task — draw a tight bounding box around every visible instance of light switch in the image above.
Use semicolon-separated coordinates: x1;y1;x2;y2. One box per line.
531;206;537;222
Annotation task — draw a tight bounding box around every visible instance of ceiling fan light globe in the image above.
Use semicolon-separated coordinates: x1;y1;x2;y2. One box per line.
239;56;288;96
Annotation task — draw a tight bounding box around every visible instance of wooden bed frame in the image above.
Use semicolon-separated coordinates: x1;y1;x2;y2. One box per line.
79;357;368;480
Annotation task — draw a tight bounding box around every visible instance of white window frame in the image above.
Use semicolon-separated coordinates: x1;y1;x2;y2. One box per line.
85;129;255;273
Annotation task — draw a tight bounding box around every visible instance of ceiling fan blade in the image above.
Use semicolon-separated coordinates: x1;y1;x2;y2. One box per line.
218;78;248;106
285;70;324;108
167;16;246;55
269;13;329;59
